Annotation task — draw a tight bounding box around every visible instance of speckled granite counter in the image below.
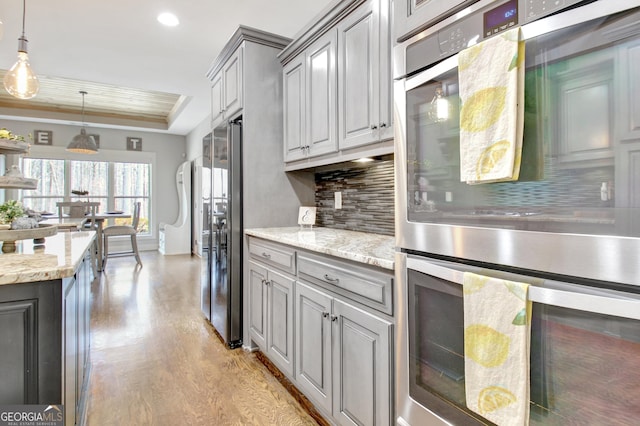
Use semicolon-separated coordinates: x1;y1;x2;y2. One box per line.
0;230;95;285
245;227;395;270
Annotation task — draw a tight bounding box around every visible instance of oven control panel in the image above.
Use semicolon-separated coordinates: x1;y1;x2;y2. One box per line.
405;0;584;76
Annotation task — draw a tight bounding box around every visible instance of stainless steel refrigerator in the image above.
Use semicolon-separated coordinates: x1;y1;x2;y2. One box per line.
200;119;242;348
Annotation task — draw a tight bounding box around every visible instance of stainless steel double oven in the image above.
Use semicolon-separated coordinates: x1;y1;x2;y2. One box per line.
394;0;640;424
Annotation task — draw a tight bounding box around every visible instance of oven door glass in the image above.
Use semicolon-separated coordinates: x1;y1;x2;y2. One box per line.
405;6;640;237
408;268;640;425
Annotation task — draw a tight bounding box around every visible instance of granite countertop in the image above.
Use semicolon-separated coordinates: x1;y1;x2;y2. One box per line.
245;227;395;270
0;231;95;285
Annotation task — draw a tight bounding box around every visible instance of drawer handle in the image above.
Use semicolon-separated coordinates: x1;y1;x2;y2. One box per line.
331;315;338;322
261;252;271;259
265;280;271;286
322;311;329;318
324;274;339;283
261;279;266;285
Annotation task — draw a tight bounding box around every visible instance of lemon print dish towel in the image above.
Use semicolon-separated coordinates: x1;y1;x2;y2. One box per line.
463;272;531;426
458;28;524;184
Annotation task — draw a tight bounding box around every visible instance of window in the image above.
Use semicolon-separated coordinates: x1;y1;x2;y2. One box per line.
22;157;151;234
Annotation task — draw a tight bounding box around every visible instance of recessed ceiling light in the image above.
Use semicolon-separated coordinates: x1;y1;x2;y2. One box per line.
157;12;179;27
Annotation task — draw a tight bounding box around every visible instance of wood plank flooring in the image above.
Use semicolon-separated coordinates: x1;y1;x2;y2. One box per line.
85;251;318;426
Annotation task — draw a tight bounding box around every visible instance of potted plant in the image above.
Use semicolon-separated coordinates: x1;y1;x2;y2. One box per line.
0;200;25;229
0;128;28;141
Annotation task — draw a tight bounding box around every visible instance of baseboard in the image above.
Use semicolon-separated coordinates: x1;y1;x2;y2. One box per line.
255;351;330;426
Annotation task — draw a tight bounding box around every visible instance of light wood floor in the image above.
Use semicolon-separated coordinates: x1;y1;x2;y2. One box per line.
85;251;318;426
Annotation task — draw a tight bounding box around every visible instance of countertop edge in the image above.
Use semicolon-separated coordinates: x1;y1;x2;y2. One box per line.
0;231;96;286
245;227;395;271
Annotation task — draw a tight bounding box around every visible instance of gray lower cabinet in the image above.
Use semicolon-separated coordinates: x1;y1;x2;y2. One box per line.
248;260;295;377
296;280;392;426
248;236;393;425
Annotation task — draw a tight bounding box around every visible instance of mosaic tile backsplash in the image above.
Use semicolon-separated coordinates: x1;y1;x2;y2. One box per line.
315;160;395;236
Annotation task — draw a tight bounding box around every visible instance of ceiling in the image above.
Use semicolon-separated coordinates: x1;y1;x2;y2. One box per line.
0;0;335;136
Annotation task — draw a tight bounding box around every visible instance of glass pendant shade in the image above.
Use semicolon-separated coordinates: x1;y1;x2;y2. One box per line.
4;1;39;99
67;128;98;154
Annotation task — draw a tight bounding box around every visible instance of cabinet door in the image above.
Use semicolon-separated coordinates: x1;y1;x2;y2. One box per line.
211;72;224;127
332;298;392;426
248;261;268;350
283;55;307;162
338;0;379;149
296;281;333;414
306;30;338;158
0;299;38;403
267;269;295;376
224;47;243;118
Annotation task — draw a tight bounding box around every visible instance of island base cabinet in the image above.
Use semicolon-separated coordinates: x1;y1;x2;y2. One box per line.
64;276;78;426
0;282;62;405
296;281;392;425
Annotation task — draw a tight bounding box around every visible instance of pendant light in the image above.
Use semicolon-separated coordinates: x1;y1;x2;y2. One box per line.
3;0;39;99
67;91;98;154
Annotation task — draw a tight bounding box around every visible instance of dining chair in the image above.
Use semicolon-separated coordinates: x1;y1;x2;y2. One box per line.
56;201;99;230
102;202;142;268
56;201;100;275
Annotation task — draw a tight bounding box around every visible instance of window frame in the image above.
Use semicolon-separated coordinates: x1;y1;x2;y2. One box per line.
21;146;156;237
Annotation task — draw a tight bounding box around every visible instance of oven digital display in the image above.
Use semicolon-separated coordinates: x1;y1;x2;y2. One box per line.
483;0;518;37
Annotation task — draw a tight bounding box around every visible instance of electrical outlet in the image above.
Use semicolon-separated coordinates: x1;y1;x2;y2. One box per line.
335;191;342;209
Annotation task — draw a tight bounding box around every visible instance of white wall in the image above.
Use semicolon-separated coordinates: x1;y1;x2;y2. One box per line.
1;119;187;251
185;114;212;255
186;114;212;161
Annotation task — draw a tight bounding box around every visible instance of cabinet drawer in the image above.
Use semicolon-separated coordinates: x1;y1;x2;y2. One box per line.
298;252;392;315
249;238;296;275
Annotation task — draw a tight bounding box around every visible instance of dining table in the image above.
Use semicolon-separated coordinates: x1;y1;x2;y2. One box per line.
42;211;131;272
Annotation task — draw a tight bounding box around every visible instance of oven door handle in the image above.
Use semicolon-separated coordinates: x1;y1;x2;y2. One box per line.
406;257;640;321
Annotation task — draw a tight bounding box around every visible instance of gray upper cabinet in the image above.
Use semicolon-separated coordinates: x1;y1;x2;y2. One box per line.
283;30;338;163
283;55;306;162
307;30;339;158
210;72;224;127
209;46;244;128
279;0;394;171
338;0;392;150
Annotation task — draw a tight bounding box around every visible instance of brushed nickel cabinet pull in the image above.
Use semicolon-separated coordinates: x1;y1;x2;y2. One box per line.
324;274;339;283
261;252;271;259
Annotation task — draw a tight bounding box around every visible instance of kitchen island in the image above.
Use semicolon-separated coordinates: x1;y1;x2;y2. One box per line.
244;227;395;426
0;231;95;426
